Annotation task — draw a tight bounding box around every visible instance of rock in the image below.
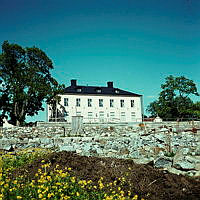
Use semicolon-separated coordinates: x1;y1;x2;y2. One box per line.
185;155;200;164
154;134;166;143
173;148;189;164
154;156;172;168
194;170;200;177
76;149;82;154
160;128;169;132
96;148;103;154
1;145;13;151
129;151;140;159
167;167;186;176
134;158;154;165
120;148;130;155
173;159;195;171
59;145;75;152
195;163;200;171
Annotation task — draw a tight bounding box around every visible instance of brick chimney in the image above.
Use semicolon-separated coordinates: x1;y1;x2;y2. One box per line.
107;81;113;88
71;79;77;87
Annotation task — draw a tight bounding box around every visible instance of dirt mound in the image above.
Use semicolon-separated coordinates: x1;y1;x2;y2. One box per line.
15;151;200;200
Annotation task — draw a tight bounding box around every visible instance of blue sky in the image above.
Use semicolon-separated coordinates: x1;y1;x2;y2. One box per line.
0;0;200;121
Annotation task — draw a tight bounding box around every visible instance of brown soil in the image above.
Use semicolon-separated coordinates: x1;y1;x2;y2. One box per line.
15;151;200;200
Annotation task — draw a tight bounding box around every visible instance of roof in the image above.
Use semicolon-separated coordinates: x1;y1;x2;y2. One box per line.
63;80;142;97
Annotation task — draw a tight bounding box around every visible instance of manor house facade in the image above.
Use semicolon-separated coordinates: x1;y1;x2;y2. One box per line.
47;80;143;123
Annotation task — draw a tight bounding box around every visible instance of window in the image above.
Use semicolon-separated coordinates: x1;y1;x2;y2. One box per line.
99;111;104;118
77;88;82;92
96;88;101;93
76;98;80;107
88;99;92;107
110;112;115;118
131;112;136;121
88;112;93;118
110;99;114;107
131;100;134;107
96;89;101;93
120;99;124;107
64;98;68;106
115;90;119;94
99;99;103;107
76;112;81;116
121;112;126;121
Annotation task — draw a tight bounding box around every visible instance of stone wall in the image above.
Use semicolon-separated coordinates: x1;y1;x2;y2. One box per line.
0;121;200;176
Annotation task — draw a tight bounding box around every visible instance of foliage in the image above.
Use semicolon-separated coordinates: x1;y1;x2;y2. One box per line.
147;75;199;120
0;149;144;200
191;101;200;118
0;148;51;171
0;41;65;126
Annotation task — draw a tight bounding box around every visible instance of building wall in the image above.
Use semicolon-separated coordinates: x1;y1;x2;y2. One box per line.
47;94;143;123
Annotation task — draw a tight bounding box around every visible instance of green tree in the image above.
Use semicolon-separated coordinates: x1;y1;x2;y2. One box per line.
147;75;199;120
0;41;65;126
191;101;200;118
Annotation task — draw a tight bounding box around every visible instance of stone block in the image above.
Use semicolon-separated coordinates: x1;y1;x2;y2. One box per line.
154;156;172;168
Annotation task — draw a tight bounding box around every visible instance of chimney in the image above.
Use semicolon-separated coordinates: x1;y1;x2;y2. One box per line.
71;79;77;87
107;81;113;88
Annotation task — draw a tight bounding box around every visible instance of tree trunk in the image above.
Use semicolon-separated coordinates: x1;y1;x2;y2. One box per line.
13;101;26;126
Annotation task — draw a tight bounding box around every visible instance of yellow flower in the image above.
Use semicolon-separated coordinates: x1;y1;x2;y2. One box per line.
17;196;23;199
47;193;54;198
76;192;80;196
133;195;138;200
56;164;59;168
71;177;76;183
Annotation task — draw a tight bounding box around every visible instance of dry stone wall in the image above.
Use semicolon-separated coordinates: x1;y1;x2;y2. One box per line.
0;121;200;177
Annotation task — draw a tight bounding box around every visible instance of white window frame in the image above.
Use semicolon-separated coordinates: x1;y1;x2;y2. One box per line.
88;99;92;107
110;112;115;118
120;99;125;108
131;100;134;107
99;99;103;107
99;111;104;118
76;98;80;107
110;99;114;107
88;112;93;118
64;98;68;106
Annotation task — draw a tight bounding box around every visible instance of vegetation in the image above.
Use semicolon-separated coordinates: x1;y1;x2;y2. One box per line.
0;149;144;200
147;75;199;120
0;41;65;126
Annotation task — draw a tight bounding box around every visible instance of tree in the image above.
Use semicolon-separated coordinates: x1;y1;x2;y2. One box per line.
0;41;65;126
147;75;199;120
191;101;200;118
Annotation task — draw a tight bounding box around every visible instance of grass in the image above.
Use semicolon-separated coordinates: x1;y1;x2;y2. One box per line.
0;148;145;200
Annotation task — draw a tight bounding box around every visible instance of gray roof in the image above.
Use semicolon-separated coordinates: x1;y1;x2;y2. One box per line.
64;80;142;97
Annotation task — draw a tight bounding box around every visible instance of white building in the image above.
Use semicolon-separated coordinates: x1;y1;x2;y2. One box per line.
47;80;143;123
